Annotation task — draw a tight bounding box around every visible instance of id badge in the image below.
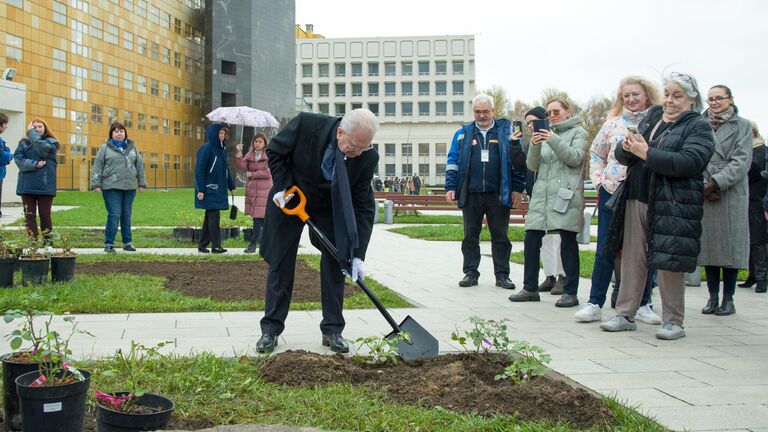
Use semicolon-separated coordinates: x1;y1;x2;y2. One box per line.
481;149;489;162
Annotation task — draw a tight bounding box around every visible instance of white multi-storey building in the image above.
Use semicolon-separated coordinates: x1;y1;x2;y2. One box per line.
296;34;476;186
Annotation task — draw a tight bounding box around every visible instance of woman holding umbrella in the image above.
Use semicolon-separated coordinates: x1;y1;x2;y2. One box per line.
195;123;236;253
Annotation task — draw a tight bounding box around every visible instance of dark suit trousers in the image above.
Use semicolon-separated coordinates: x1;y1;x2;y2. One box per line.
198;209;221;248
260;208;346;336
461;192;511;278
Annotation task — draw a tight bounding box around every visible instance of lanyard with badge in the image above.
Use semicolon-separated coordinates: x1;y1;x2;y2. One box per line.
478;129;491;163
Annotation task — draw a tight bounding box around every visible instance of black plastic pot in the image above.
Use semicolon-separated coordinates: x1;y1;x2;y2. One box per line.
15;369;91;432
95;392;174;432
51;255;77;283
2;354;38;431
0;256;16;288
243;228;253;242
229;227;240;238
172;227;195;242
18;257;49;286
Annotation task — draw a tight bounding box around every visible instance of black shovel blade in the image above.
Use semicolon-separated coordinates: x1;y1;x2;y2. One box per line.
385;315;439;361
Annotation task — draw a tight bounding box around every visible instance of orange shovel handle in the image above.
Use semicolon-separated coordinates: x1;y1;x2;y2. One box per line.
280;185;309;223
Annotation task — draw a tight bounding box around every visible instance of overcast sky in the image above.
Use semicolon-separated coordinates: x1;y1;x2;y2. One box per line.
296;0;768;130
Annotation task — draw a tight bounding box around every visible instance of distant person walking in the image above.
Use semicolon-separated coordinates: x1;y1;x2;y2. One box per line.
0;113;12;217
91;122;147;253
14;118;59;244
235;133;272;253
195;123;236;254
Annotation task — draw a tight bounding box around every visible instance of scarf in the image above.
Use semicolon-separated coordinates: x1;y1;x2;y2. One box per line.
111;139;126;149
707;106;735;130
622;107;650;124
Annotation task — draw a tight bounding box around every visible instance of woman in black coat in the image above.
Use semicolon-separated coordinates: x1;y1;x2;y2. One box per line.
602;72;715;341
740;123;768;293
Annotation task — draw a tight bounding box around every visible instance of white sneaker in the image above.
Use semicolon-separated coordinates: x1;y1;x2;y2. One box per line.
636;305;662;325
600;315;637;332
574;303;602;322
656;323;685;340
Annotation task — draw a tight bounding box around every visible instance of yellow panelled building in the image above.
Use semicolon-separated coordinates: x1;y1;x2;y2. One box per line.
0;0;207;190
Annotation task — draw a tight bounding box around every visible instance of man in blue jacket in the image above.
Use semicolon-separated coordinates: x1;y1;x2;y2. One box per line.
0;113;12;216
445;94;526;289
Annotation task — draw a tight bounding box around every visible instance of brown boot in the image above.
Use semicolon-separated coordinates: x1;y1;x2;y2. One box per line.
550;275;565;295
537;276;555;292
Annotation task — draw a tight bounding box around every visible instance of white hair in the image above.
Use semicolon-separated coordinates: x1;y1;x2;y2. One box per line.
340;108;379;137
664;72;704;113
472;93;495;109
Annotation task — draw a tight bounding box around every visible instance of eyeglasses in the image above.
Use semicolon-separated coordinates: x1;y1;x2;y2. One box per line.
344;133;373;152
707;96;731;104
473;109;492;115
546;109;561;117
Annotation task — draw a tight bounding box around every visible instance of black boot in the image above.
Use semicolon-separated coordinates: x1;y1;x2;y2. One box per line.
756;281;767;293
701;297;719;314
715;299;735;316
244;242;257;253
738;276;756;288
610;285;619;309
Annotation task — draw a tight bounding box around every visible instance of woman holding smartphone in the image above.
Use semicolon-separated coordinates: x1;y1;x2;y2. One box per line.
509;98;588;308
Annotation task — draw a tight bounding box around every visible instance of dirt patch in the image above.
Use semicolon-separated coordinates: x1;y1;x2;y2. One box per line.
77;261;358;302
260;350;615;430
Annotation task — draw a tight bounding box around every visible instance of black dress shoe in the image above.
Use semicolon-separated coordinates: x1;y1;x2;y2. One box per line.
495;276;516;290
738;277;755;288
715;299;735;316
197;247;210;253
211;247;227;254
458;274;478;287
756;281;767;293
702;297;719;314
256;334;278;353
537;276;555;292
321;333;349;353
122;245;137;252
555;294;579;308
508;289;540;302
104;246;116;253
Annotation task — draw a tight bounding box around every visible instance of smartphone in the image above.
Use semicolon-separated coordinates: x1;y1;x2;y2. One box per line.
627;126;639;134
533;118;550;133
512;121;523;135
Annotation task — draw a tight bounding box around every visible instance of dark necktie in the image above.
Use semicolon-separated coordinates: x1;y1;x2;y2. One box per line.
331;147;358;274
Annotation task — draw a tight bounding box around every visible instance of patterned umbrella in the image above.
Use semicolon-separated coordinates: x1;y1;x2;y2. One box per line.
205;106;279;128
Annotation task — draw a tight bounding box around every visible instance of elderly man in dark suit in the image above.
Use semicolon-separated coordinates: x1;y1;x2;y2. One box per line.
257;109;380;353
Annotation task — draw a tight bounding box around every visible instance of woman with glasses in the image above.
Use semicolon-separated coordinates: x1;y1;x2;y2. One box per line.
697;85;753;315
509;98;588;308
575;76;662;324
602;72;714;340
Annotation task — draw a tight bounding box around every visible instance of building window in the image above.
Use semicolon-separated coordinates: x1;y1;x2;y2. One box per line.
174;52;181;68
452;60;464;75
5;34;22;61
184;89;191;105
162;118;170;134
70;0;88;12
150;42;159;60
351;103;362;110
418;143;430;156
221;92;236;107
402;142;413;157
384;62;395;76
183;122;191;137
435;81;447;96
435;61;447;75
105;24;118;45
52;49;66;71
334;63;345;77
419;102;430;116
148;4;159;23
174;18;181;34
173;121;181;136
401;61;412;76
318;83;329;97
70;87;87;101
401;163;412;176
436;164;446;176
436;102;447;116
368;103;379;116
368;82;379;97
318;103;329;115
368;62;379;76
124;111;133;128
435;142;447;156
137;37;147;56
108;107;118;125
149;152;158;168
401;82;412;96
53;1;67;24
91;61;102;81
90;18;103;39
135;0;146;17
173;86;181;102
107;66;118;86
418;81;429;96
452;81;464;96
302;84;313;98
351;83;362;97
335;103;346;116
318;63;329;77
161;83;170;99
384;82;396;97
418;61;429;76
385;164;395;177
384;143;396;156
452;101;464;116
69;19;88;57
184;56;192;72
335;83;345;97
123;71;133;90
52;97;66;118
137;75;147;93
162;47;170;64
221;60;236;75
351;62;362;76
301;63;312;78
173;154;180;169
384;102;396;117
123;31;133;50
150;79;159;96
6;0;22;8
91;104;102;123
137;113;146;130
401;102;413;117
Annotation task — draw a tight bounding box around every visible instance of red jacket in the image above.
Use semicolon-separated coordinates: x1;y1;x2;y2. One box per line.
235;150;272;218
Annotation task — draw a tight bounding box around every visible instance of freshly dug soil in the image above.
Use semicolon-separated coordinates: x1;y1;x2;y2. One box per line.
260;350;615;430
78;261;358;302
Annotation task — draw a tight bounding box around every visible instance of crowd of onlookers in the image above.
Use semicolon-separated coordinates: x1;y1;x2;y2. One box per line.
372;175;422;195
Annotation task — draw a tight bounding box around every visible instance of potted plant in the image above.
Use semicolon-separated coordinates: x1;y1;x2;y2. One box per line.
0;233;18;288
17;233;49;286
172;226;196;242
50;230;77;283
95;340;174;432
9;310;92;432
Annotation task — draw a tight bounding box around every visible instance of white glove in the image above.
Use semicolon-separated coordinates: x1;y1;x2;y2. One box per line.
351;258;364;282
272;189;294;208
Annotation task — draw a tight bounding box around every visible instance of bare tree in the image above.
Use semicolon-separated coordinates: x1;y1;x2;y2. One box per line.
538;88;582;115
480;85;511;118
579;95;614;143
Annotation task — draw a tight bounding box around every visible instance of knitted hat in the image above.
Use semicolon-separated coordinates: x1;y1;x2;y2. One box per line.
525;106;547;120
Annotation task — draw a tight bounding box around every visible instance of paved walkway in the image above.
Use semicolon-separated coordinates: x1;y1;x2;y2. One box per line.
1;205;767;431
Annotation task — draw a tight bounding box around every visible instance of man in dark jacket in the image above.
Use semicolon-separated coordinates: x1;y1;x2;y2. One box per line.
445;94;526;289
0;113;12;217
257;109;379;354
194;124;236;253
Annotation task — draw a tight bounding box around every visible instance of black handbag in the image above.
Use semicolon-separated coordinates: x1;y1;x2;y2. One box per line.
229;195;238;220
604;182;626;212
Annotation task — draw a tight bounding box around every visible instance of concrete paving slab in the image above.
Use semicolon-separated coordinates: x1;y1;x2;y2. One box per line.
650;405;768;431
598;388;692;409
659;385;768;406
569;371;708;390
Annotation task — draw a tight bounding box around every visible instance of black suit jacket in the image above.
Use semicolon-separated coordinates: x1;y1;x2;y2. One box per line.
260;112;379;267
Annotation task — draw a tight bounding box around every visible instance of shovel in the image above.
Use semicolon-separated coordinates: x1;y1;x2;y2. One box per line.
281;185;439;360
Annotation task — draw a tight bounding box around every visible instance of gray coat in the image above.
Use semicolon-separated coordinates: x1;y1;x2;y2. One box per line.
697;110;752;268
91;139;147;190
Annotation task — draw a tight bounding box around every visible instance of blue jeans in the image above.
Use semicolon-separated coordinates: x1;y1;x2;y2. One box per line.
102;189;136;247
588;186;616;307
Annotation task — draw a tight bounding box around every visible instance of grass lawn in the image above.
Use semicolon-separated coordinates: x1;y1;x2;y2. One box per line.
0;254;410;313
18;227;253;249
73;353;666;432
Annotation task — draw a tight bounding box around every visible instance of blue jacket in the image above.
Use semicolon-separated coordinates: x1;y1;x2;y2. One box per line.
14;128;58;196
445;118;525;208
0;135;11;181
194;124;235;210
